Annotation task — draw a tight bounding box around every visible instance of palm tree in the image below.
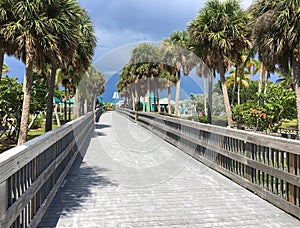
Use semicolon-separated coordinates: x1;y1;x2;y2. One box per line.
187;0;251;127
196;63;214;123
130;43;160;112
275;67;294;90
251;0;300;138
78;65;105;112
1;0;86;144
169;31;196;116
0;0;17;83
226;67;250;105
161;31;196;116
1;63;9;74
160;39;178;114
159;67;177;114
45;6;95;132
119;64;137;110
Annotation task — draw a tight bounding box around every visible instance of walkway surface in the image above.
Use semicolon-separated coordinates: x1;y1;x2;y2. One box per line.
39;111;300;227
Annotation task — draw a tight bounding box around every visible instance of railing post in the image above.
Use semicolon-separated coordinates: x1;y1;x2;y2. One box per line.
31;158;37;219
0;181;7;222
289;153;297;204
245;142;252;182
135;111;138;122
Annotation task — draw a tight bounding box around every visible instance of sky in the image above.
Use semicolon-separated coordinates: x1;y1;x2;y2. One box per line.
78;0;253;76
5;0;254;100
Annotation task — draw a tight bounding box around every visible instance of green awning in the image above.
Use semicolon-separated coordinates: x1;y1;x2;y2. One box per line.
61;97;74;104
54;97;61;103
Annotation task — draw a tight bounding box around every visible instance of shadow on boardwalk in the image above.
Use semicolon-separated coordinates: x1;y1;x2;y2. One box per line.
38;125;118;227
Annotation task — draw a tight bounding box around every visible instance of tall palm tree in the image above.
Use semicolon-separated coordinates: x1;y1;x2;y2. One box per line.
44;0;85;132
275;67;294;90
188;0;251;127
251;0;300;138
130;43;160;112
79;65;105;111
119;64;137;110
1;63;9;74
0;0;17;83
226;67;250;105
159;67;177;114
161;32;196;116
169;31;195;116
1;0;85;144
160;39;178;114
196;63;214;123
45;6;96;132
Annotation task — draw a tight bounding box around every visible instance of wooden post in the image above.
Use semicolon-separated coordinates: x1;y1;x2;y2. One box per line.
289;153;297;204
31;158;37;219
0;181;7;221
245;142;252;182
135;111;138;122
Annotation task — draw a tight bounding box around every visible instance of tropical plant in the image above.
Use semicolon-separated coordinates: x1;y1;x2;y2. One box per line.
226;67;251;105
233;84;296;131
187;0;251;127
0;76;22;140
129;43;160;112
1;0;87;144
44;4;95;132
275;67;295;90
78;65;105;112
168;31;195;116
0;0;18;83
251;0;300;137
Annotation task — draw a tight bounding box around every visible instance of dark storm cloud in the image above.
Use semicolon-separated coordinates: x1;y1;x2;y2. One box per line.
78;0;252;61
78;0;204;59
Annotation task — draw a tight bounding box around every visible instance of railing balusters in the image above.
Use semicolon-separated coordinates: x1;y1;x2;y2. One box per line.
0;110;99;227
119;109;300;219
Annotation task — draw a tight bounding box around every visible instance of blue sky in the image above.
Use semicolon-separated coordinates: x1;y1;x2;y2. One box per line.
5;0;253;85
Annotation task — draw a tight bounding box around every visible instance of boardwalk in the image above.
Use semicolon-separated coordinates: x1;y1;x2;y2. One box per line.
39;111;300;227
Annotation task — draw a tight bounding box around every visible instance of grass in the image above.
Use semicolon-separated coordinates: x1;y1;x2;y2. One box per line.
281;119;297;129
0;123;59;154
212;115;227;127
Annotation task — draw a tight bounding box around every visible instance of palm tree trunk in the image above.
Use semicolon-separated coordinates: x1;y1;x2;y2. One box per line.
231;65;238;106
54;103;61;127
157;89;161;113
74;88;79;118
93;94;97;111
175;71;181;116
237;80;241;105
84;99;88;114
68;97;71;121
0;51;4;83
147;79;151;112
135;89;139;111
264;72;270;95
292;58;300;139
17;61;33;145
168;85;171;115
219;65;233;127
143;96;146;112
131;90;135;111
258;64;266;94
295;82;300;139
154;87;160;113
64;87;67;122
207;72;213;124
203;76;207;116
45;65;57;132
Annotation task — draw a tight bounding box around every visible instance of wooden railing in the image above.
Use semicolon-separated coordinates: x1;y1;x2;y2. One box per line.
118;108;300;219
0;110;99;228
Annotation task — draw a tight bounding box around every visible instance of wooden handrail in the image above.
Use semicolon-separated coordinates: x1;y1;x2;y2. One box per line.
0;110;98;227
118;108;300;219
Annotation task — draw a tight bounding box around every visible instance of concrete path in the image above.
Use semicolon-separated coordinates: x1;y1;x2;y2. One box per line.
39;111;300;227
